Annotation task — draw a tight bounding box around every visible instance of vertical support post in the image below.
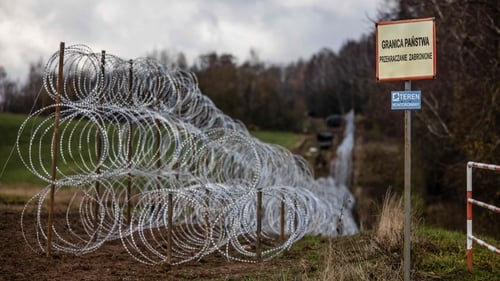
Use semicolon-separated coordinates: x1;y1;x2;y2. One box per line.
47;42;65;257
126;59;133;224
204;188;210;243
466;162;473;272
154;73;172;264
167;192;173;264
94;50;105;228
155;75;162;184
403;80;412;281
256;190;262;261
280;196;285;242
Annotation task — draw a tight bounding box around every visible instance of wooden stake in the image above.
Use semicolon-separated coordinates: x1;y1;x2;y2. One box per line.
126;59;133;224
167;192;173;264
280;196;285;242
47;42;65;256
204;188;210;244
154;74;173;265
93;51;105;228
256;190;262;261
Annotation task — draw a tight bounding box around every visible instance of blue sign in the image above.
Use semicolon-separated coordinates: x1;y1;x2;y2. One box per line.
391;90;421;110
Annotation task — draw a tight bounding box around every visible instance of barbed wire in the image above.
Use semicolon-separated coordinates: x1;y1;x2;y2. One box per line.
18;44;357;265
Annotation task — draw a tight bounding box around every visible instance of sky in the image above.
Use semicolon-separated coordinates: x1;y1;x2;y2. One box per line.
0;0;383;82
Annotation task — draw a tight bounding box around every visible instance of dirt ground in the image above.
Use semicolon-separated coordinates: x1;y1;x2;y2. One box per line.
0;204;299;281
0;135;339;281
0;187;319;281
0;116;367;281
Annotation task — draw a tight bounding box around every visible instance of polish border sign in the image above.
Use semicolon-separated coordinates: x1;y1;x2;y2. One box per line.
376;18;436;81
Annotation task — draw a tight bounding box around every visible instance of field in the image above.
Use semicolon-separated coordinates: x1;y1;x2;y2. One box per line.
1;112;498;280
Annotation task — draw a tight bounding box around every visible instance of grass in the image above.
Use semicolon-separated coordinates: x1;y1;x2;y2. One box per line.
0;112;302;187
250;130;301;149
184;191;498;281
0;112;98;186
309;192;500;281
374;190;405;250
0;112;46;186
2;112;498;280
416;226;500;281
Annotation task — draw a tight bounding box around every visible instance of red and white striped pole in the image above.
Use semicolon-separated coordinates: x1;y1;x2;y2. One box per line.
466;161;500;273
466;161;473;272
469;161;500;171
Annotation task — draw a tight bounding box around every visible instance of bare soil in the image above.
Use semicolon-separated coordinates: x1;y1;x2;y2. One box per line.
0;186;323;281
0;115;390;281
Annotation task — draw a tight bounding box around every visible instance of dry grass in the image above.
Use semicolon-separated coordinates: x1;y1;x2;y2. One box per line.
374;190;404;250
313;191;407;281
317;241;372;281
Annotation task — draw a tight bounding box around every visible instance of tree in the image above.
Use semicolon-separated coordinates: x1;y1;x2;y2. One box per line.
147;49;188;70
195;52;242;121
21;59;45;113
370;0;500;234
0;66;20;113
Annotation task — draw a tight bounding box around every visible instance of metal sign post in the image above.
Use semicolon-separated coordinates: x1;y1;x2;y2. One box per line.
403;80;412;281
376;17;436;281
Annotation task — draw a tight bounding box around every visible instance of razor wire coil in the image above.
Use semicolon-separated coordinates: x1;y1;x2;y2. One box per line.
19;44;358;265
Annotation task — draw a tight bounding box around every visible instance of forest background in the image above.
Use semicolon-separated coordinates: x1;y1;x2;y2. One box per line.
0;0;498;236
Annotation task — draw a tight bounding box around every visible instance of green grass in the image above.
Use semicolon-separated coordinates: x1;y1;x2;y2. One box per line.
280;226;499;281
326;188;499;281
0;112;46;186
0;111;113;186
0;112;302;187
222;224;500;281
250;131;301;149
416;225;500;281
0;112;102;186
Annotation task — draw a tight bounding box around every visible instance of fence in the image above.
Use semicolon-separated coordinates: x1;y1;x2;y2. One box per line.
466;161;500;272
19;43;359;265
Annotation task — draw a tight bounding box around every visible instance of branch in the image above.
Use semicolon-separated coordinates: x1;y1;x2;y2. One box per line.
430;0;444;21
421;92;452;138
